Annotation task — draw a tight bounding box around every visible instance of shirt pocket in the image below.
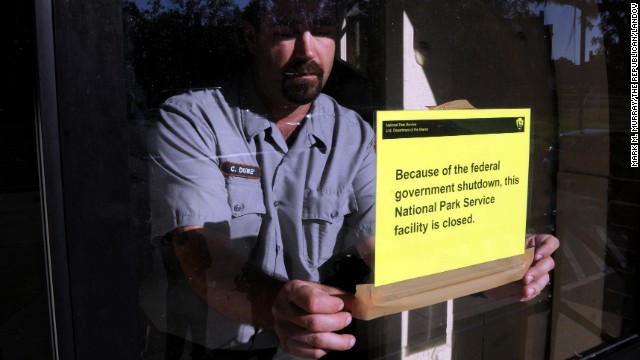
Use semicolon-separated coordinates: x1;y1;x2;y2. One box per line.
301;188;358;267
225;179;266;241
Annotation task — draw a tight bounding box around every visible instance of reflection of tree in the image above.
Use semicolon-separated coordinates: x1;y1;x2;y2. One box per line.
497;0;629;124
489;0;628;62
124;0;247;106
501;0;628;92
595;0;629;96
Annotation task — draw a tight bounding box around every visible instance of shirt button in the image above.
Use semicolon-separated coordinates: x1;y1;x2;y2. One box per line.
330;211;339;219
233;204;244;212
273;201;281;207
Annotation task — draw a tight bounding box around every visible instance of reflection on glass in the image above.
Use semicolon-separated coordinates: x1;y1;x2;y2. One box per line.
123;1;636;359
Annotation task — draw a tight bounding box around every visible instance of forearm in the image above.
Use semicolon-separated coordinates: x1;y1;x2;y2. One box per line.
170;226;283;330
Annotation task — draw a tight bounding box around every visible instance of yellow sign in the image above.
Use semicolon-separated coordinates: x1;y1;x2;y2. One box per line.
375;109;530;286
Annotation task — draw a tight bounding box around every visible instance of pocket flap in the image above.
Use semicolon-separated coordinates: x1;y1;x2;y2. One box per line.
226;181;266;218
302;189;358;223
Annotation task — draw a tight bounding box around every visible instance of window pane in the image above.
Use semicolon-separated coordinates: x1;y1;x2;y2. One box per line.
120;1;638;359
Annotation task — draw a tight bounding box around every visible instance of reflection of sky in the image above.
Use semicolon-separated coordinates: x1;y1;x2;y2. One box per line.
132;0;601;64
538;3;601;63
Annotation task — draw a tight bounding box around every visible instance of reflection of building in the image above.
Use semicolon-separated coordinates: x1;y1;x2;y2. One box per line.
336;2;635;359
340;3;556;358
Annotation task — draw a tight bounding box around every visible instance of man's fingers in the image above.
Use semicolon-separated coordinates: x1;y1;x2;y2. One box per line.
272;281;353;337
523;256;555;284
289;282;346;314
273;280;357;358
286;332;356;358
521;255;555;301
286;311;353;333
284;340;330;360
527;234;560;260
521;273;550;301
276;317;356;358
333;293;355;312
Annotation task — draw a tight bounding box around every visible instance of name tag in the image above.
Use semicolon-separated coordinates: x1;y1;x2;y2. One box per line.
220;162;261;179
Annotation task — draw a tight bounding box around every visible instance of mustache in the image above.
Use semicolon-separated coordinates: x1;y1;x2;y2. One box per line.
283;61;324;77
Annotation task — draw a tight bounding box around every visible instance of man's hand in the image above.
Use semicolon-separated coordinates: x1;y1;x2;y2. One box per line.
273;280;356;359
520;233;559;301
484;234;559;301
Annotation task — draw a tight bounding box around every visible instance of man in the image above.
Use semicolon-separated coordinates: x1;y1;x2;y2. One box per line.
148;0;559;359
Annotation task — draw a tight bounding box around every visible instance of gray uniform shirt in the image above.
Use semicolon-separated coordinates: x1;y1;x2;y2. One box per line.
148;72;375;349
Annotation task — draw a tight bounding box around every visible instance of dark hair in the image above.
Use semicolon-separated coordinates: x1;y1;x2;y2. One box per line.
241;0;267;30
242;0;344;31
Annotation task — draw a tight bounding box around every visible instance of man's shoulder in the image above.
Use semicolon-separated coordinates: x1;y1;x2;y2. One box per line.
161;75;242;109
316;93;373;142
162;86;226;109
157;82;243;134
316;93;371;130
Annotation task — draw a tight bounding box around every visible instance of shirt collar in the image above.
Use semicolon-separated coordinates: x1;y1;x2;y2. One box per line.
239;70;333;150
304;100;332;150
239;71;271;141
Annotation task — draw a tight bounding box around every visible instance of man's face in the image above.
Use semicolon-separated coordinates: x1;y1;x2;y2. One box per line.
245;0;337;106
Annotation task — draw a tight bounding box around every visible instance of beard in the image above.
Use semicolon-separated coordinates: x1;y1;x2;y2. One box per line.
281;61;325;104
